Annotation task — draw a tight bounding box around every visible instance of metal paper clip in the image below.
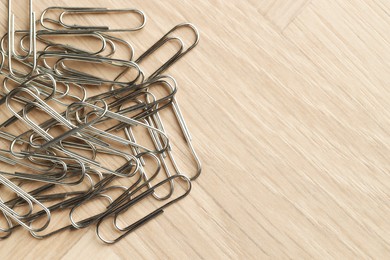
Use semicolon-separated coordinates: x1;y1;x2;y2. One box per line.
96;175;191;244
40;7;146;32
7;0;37;77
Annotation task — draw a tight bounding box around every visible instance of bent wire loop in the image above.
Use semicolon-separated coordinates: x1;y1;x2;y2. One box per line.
0;175;51;232
40;7;146;32
7;0;37;77
96;175;191;244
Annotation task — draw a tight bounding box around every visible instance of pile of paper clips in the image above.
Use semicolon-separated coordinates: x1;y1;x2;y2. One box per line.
0;1;201;244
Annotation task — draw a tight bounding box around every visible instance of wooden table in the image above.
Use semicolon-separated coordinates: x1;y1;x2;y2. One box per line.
0;0;389;259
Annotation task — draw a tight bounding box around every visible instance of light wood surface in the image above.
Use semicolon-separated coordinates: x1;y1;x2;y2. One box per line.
0;0;389;259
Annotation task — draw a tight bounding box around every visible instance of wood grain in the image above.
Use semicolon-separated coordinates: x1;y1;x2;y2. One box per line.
255;0;312;30
0;0;389;259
